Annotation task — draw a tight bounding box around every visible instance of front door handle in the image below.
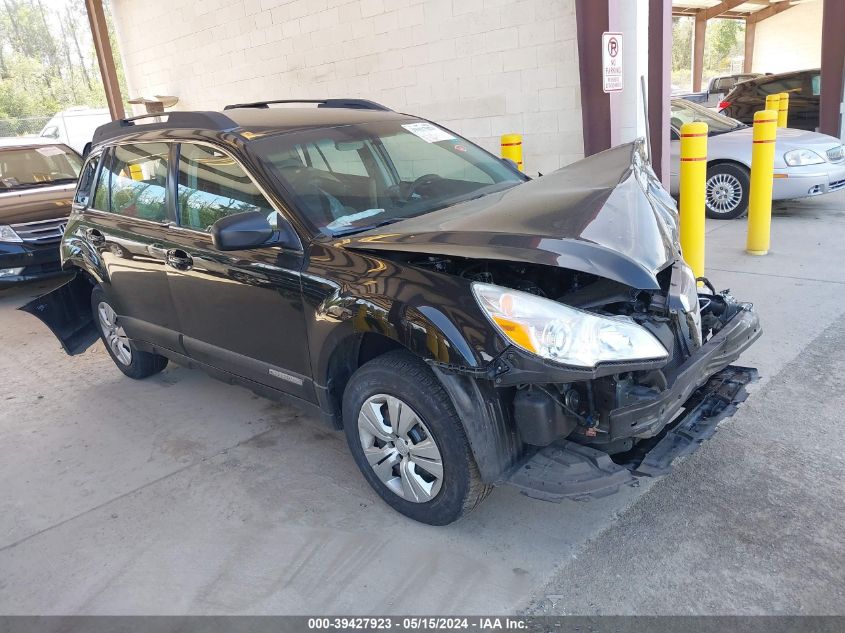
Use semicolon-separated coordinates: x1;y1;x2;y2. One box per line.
86;228;105;246
166;249;193;271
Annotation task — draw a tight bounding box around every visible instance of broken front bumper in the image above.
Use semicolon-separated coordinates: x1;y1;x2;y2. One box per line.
503;365;759;502
502;305;762;502
610;305;761;441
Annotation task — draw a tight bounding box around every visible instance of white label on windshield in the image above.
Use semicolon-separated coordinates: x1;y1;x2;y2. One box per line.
35;146;64;156
402;122;454;143
326;208;385;231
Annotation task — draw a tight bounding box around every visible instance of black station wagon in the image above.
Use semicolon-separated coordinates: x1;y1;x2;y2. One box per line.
26;99;761;524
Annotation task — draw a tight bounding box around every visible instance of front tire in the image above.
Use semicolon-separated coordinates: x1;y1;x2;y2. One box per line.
705;163;749;220
342;350;491;525
91;285;167;379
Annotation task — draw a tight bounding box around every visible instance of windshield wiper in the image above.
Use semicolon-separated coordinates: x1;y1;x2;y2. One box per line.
330;217;409;238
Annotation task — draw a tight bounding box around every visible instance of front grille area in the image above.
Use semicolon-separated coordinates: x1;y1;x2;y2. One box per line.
828;145;845;163
9;217;67;244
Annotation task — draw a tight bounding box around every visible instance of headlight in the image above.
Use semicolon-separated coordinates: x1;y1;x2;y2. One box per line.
472;283;669;368
784;149;824;166
0;225;22;243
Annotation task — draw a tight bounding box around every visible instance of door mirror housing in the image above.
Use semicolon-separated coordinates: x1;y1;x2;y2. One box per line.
211;211;299;251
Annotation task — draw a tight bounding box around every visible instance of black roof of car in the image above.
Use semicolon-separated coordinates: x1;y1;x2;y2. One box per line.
90;99;415;147
739;68;819;85
0;136;70;150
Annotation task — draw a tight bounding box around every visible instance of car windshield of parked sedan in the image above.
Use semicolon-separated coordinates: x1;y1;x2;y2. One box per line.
671;100;745;135
250;120;525;237
0;144;82;190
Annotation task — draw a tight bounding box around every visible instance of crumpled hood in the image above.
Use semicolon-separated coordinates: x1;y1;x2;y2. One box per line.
341;141;680;290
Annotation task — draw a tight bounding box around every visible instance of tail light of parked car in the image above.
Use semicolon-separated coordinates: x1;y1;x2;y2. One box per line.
717;100;731;111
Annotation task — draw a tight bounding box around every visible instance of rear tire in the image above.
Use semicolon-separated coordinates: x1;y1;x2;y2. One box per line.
705;163;749;220
91;285;167;379
342;350;492;525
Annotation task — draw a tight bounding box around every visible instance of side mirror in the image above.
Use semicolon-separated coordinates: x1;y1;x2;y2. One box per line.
211;211;299;251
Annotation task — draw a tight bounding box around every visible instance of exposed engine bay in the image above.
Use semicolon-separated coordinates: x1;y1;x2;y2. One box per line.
392;253;756;456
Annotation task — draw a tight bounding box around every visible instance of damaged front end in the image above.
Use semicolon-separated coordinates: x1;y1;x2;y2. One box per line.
347;140;762;500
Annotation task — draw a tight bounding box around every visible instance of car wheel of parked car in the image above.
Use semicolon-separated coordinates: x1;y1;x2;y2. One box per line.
343;350;492;525
91;286;168;379
705;163;749;220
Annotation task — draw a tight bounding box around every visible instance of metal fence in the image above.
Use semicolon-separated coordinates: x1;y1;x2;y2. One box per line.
0;116;52;138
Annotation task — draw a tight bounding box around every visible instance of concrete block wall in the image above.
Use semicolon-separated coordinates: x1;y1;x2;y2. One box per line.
111;0;584;175
751;0;822;74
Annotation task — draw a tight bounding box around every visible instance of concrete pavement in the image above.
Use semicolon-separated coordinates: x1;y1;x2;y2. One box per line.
1;191;843;614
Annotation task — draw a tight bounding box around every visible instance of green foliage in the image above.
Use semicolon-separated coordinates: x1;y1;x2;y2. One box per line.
671;16;746;92
0;0;128;123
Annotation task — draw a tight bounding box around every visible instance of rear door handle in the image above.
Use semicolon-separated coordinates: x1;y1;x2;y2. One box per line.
166;248;193;271
86;228;105;246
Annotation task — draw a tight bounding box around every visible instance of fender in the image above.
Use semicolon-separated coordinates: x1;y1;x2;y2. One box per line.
430;365;524;483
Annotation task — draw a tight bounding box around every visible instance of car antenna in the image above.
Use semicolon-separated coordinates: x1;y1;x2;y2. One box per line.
640;74;652;164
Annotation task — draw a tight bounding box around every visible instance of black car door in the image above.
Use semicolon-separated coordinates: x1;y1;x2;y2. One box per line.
163;141;315;402
81;142;182;351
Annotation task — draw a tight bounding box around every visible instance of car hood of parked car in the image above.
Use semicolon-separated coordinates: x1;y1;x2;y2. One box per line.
708;126;843;168
0;183;75;224
340;141;680;290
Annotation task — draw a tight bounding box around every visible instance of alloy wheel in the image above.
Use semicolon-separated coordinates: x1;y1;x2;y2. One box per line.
97;301;132;366
706;172;743;215
357;394;444;503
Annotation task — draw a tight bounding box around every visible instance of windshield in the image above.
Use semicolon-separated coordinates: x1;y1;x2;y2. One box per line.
670;100;744;135
0;144;82;190
250;120;525;237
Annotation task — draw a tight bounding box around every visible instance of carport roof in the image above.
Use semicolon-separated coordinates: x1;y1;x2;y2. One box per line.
672;0;810;20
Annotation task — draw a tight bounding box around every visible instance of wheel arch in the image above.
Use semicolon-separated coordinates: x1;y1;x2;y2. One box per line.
707;157;751;172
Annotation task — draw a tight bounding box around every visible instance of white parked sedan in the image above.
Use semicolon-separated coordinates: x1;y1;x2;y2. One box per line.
669;99;845;219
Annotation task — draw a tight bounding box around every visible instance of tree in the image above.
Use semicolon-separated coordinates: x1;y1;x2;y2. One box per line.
0;0;128;130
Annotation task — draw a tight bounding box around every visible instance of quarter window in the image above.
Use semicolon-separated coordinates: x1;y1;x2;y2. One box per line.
177;143;274;232
92;149;110;211
100;143;170;221
74;154;100;206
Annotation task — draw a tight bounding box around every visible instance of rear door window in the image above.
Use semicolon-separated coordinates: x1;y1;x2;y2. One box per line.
758;76;804;96
99;143;170;221
176;143;275;232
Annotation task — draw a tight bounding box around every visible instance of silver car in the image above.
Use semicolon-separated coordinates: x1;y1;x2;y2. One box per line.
669;99;845;219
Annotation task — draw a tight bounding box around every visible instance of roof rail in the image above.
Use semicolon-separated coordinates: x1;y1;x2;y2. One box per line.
223;98;393;112
91;111;240;146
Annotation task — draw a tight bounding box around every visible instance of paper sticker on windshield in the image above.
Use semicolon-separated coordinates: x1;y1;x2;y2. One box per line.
402;122;454;143
36;146;64;156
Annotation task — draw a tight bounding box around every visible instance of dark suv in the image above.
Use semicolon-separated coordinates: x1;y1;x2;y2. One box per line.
26;100;761;524
719;69;821;131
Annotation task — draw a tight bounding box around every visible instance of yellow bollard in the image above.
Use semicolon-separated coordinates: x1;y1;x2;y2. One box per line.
777;92;789;128
765;93;780;116
501;133;523;172
679;121;708;280
746;110;778;255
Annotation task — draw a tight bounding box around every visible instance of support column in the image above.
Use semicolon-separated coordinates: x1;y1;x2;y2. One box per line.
692;13;706;93
820;0;845;139
648;0;671;186
84;0;124;121
743;19;755;73
575;0;612;156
